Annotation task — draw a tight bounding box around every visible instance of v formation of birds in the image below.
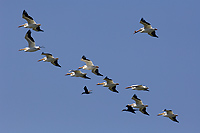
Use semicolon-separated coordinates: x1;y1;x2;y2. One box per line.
18;10;179;123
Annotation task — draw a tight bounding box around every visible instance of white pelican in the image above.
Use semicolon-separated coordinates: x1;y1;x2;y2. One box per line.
19;30;41;52
129;94;149;115
96;76;119;93
18;10;44;32
82;86;92;94
125;85;149;91
65;70;91;79
78;55;103;76
134;18;158;38
157;109;179;123
38;52;61;67
122;105;137;114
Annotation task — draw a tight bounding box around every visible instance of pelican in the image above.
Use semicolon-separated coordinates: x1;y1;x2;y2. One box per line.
134;18;158;38
82;86;92;94
78;55;103;76
96;76;119;93
38;52;61;67
122;105;137;114
129;94;149;115
157;109;179;123
18;10;44;32
125;85;149;91
65;70;91;79
19;30;41;52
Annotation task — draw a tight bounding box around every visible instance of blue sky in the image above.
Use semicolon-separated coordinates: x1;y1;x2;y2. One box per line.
1;0;200;132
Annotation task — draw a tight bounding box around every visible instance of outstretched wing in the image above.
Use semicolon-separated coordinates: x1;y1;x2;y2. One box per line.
169;116;179;123
148;31;158;38
92;68;103;76
108;86;119;93
81;55;94;66
41;52;54;58
22;10;36;24
139;107;149;116
140;18;152;29
51;60;61;67
25;30;35;48
131;94;143;105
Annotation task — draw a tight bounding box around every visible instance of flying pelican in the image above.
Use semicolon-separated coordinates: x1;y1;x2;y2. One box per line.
18;10;44;32
78;55;103;76
122;105;137;114
134;18;158;38
157;109;179;123
19;30;41;52
65;70;91;79
38;52;61;67
96;76;119;93
125;85;149;91
82;86;92;94
129;94;149;115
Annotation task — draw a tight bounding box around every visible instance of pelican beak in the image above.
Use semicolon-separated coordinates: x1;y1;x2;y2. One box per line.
65;73;71;76
116;83;119;85
125;86;132;89
155;28;158;30
96;66;99;68
18;24;25;28
78;66;83;69
37;24;41;26
37;58;44;62
18;48;26;51
97;83;104;85
157;112;164;116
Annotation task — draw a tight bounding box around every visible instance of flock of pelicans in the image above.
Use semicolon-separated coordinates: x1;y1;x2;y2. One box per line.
18;10;179;123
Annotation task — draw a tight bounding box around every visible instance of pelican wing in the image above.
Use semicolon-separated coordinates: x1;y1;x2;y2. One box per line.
41;52;53;58
81;55;94;66
92;68;103;76
140;18;152;29
139;107;149;116
169;116;179;123
165;110;173;115
25;30;35;48
83;86;89;93
22;10;36;24
108;86;119;93
148;31;158;38
131;94;143;105
104;77;114;84
51;60;61;67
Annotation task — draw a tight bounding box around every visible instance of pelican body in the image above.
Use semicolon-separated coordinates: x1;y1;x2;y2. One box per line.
157;109;179;123
134;18;158;38
65;70;91;79
129;94;149;115
18;10;43;32
97;76;119;93
79;55;103;76
19;30;40;52
38;52;61;67
125;85;149;91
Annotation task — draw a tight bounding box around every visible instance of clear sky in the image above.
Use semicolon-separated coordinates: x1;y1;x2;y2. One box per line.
1;0;200;132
